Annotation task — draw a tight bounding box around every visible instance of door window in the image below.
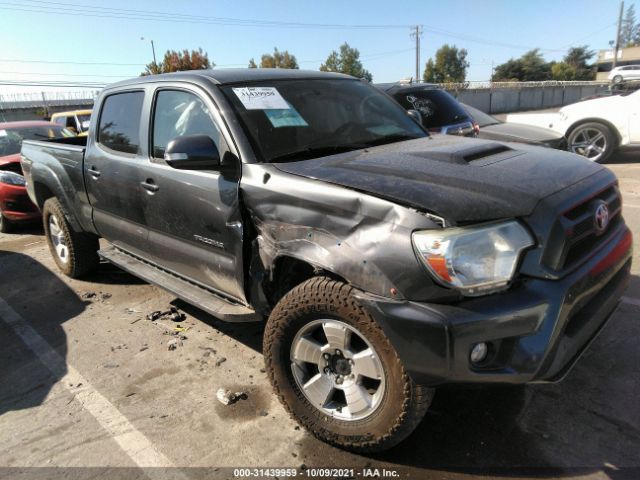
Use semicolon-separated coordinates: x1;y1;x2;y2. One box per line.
152;89;223;159
98;91;144;154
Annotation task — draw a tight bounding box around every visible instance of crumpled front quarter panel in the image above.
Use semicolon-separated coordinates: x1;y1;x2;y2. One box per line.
240;164;443;301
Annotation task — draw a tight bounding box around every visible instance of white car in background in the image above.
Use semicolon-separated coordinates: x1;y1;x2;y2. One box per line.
608;65;640;84
506;89;640;162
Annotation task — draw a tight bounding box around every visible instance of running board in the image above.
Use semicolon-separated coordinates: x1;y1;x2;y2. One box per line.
98;246;262;323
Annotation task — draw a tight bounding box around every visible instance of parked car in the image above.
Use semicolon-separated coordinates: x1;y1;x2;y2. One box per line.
462;103;566;149
22;69;632;452
506;89;640;162
0;121;74;232
608;64;640;84
376;82;476;136
51;109;92;136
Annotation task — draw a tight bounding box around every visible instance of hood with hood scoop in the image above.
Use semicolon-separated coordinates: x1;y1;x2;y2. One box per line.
273;135;607;223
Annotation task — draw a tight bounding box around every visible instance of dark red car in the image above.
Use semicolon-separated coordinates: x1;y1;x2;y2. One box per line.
0;121;74;232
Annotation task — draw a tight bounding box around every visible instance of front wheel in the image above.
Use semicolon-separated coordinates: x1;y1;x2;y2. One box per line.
612;74;623;85
264;277;433;452
567;122;616;163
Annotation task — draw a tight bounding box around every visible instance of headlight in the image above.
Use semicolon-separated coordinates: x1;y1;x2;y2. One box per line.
0;171;26;186
412;221;534;296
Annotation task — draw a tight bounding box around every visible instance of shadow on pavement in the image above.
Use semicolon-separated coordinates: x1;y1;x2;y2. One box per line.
0;250;85;415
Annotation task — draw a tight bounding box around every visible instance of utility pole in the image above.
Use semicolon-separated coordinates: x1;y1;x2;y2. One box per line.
613;1;624;69
141;37;157;65
410;25;423;83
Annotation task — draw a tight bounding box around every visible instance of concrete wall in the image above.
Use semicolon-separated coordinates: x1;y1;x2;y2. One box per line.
0;102;94;122
448;84;609;114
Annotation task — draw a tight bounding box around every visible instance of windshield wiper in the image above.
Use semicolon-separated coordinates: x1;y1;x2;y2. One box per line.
269;145;366;163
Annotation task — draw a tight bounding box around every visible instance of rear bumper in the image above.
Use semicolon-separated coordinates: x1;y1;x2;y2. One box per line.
0;183;41;222
356;224;632;386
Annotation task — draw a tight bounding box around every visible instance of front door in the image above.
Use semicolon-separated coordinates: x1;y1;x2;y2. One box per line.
84;90;150;258
139;87;246;303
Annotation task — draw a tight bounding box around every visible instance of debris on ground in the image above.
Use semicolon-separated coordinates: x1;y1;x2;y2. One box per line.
199;347;217;357
215;357;227;367
216;388;247;405
81;291;113;302
167;338;183;351
146;306;186;322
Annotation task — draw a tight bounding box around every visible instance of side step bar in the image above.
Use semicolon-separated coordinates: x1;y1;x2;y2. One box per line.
98;246;262;323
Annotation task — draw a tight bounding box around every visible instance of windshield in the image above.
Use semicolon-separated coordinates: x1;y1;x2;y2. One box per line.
0;125;75;157
389;87;471;129
461;103;500;127
221;79;427;163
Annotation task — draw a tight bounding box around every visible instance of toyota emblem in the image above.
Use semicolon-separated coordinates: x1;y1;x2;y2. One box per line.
593;202;610;234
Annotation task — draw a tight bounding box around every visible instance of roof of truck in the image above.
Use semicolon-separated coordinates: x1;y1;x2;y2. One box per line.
105;68;354;90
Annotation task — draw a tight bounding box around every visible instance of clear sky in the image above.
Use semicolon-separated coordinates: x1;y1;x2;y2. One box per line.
0;0;631;95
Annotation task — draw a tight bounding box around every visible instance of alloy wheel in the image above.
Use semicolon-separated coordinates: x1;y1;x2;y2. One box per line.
48;214;69;264
569;126;608;162
290;319;386;421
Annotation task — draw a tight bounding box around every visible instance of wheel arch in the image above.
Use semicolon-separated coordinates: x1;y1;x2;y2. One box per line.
565;117;622;148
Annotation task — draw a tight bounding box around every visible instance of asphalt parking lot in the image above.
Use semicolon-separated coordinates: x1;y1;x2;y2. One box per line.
0;152;639;480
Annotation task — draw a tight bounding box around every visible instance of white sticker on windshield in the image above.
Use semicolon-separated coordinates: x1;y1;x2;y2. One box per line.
232;87;290;110
0;130;6;137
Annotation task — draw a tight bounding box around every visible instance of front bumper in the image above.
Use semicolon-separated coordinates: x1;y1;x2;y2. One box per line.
0;183;41;222
356;224;632;386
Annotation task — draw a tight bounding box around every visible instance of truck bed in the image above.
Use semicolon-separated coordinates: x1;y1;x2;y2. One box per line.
21;136;95;234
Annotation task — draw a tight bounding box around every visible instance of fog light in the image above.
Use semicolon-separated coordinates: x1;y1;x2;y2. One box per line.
470;342;488;364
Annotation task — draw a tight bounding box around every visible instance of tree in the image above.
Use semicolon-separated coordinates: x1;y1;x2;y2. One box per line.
422;44;469;83
621;4;638;47
257;48;299;69
142;48;212;75
248;58;257;68
493;49;551;81
320;43;372;81
559;45;595;80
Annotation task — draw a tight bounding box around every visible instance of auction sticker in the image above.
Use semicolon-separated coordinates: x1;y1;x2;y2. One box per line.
233;87;290;110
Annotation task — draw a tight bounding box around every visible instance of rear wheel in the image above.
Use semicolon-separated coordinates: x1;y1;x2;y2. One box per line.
0;209;11;233
43;198;99;278
567;122;616;163
264;277;433;452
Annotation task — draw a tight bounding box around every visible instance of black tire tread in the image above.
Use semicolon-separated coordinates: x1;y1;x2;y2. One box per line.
43;198;99;278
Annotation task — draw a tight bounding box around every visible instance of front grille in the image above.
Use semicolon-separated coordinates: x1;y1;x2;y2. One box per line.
542;184;622;271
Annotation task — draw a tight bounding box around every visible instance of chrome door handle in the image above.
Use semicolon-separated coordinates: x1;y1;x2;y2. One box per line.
87;167;101;178
141;179;159;193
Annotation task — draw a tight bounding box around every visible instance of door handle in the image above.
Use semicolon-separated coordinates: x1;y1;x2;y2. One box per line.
87;167;101;178
141;179;159;193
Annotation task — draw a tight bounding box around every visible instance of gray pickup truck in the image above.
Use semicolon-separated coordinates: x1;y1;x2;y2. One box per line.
21;69;632;452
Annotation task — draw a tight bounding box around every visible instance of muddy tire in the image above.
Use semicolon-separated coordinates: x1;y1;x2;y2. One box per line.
42;198;99;278
0;210;11;233
264;276;433;452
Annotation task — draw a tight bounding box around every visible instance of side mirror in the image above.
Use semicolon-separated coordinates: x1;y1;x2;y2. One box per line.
407;109;423;125
164;134;220;170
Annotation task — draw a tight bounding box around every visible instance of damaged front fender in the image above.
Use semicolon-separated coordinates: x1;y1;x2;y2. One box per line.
240;164;452;303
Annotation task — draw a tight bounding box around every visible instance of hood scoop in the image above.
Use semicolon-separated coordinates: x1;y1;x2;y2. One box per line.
412;142;518;166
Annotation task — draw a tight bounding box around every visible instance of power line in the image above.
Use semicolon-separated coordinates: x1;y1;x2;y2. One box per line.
3;0;579;52
0;2;409;29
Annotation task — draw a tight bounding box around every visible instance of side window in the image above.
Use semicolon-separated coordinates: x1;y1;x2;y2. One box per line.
98;91;144;154
152;89;223;159
53;117;65;127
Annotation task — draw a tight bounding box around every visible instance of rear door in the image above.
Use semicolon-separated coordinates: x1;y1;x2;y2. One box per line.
84;90;150;258
137;85;246;303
